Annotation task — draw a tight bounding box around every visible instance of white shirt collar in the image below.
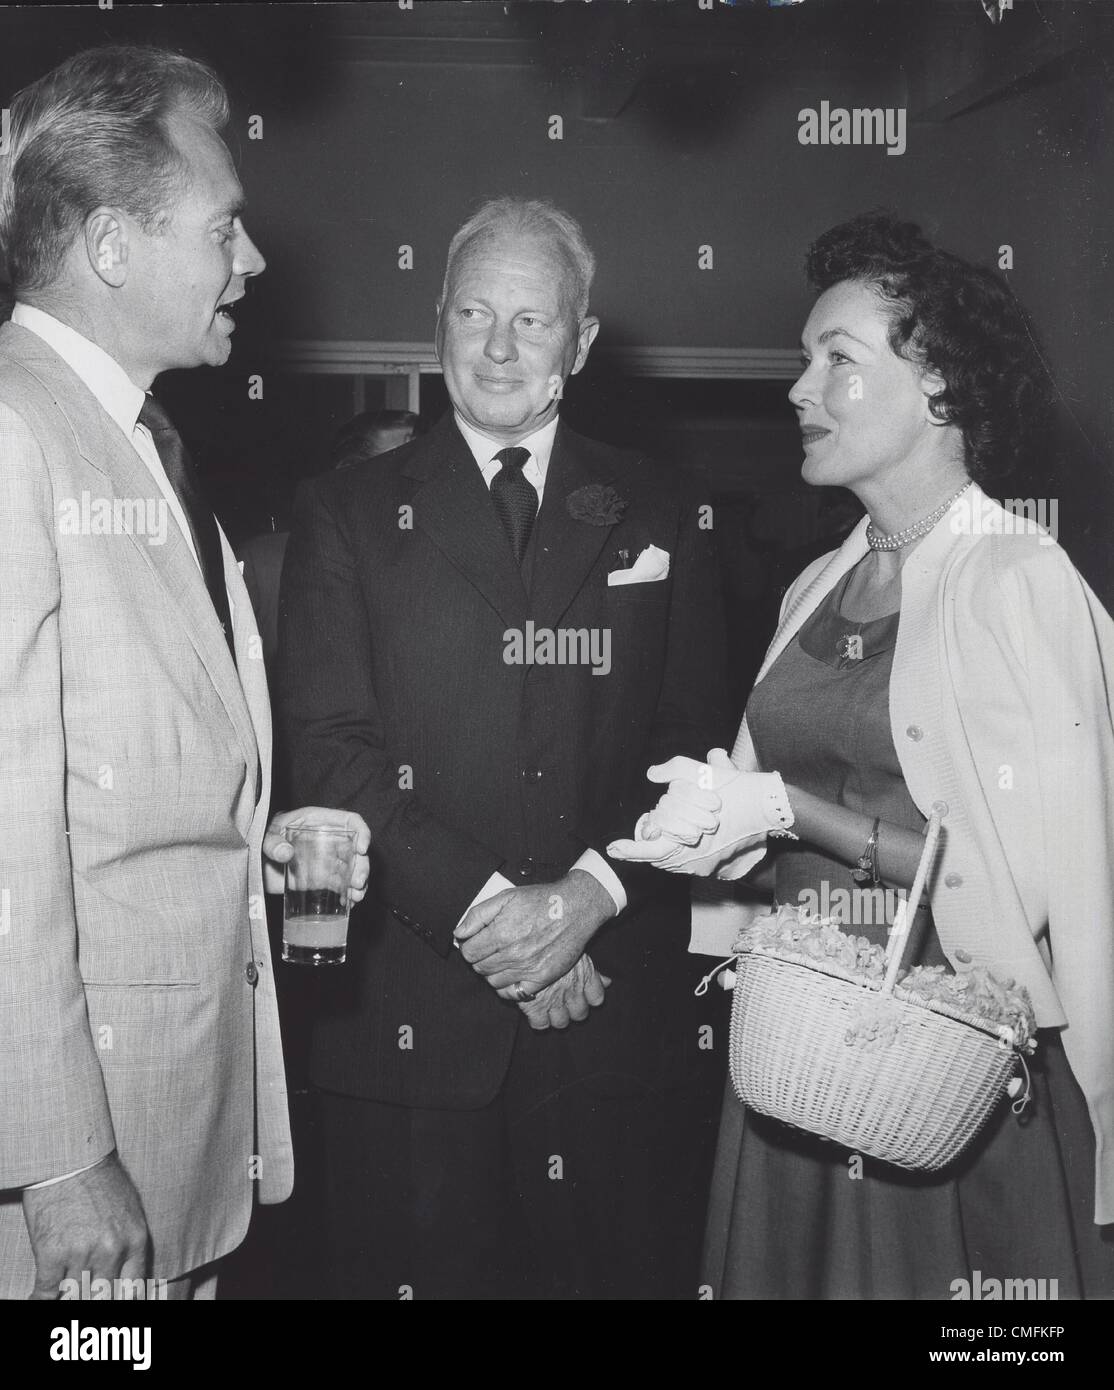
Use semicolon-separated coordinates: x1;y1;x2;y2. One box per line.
453;411;559;484
11;302;147;442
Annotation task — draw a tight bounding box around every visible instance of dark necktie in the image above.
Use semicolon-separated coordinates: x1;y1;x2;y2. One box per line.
490;446;538;566
139;395;236;661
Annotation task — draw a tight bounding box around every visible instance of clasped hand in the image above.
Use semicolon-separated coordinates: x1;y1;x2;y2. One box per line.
454;870;614;1030
607;749;793;875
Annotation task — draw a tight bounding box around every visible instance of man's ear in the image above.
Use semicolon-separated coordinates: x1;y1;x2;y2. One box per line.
571;315;600;376
433;302;445;364
85;209;128;287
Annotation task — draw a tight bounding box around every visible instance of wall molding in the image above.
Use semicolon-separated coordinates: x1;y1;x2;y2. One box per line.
273;341;802;381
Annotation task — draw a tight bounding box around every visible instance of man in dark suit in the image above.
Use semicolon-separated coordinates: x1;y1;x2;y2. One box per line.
279;197;730;1300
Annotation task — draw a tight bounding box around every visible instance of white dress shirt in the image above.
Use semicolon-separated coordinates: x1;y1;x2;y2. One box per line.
12;303;201;570
452;411;627;922
454;410;556;502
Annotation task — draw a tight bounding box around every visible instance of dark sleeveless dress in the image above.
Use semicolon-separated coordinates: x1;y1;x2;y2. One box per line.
701;566;1114;1300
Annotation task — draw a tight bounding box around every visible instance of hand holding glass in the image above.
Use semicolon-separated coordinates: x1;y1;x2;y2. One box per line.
282;824;358;965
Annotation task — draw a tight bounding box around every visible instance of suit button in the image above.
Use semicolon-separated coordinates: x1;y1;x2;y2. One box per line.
932;800;949;817
906;725;924;742
522;767;543;782
517;858;536;880
245;961;259;986
944;873;963;889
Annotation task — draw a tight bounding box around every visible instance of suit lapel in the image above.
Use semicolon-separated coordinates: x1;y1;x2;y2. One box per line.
90;410;261;781
223;528;269;808
407;416;530;631
7;327;260;776
529;424;623;632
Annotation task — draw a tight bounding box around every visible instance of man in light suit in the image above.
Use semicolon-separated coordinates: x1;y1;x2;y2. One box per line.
280;198;730;1299
0;44;368;1300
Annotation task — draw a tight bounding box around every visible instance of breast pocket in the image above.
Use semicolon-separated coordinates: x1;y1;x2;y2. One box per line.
605;579;671;606
601;581;671;680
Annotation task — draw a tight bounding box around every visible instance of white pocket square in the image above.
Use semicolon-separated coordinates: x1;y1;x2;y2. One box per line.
607;544;670;586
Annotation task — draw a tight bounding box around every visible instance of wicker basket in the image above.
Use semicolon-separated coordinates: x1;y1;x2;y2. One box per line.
726;813;1032;1172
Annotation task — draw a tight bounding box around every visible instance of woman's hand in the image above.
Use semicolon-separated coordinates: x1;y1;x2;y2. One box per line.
607;750;795;876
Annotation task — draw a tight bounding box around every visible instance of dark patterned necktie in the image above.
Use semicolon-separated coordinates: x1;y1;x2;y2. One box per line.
490;446;538;566
138;395;236;661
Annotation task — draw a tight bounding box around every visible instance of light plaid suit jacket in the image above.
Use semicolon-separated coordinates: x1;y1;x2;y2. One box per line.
0;321;292;1295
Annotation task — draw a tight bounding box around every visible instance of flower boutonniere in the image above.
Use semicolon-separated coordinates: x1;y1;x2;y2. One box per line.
566;483;627;527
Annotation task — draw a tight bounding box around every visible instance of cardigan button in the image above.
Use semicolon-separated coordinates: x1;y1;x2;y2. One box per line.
905;725;924;742
932;800;949;816
944;873;963;889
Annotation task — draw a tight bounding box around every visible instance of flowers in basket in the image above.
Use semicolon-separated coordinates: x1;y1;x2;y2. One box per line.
900;964;1037;1051
736;903;888;978
735;903;1037;1051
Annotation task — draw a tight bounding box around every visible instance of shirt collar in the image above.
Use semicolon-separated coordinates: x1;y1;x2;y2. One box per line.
11;302;147;441
453;411;559;481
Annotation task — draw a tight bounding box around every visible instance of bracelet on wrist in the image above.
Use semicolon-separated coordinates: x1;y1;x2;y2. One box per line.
852;816;881;886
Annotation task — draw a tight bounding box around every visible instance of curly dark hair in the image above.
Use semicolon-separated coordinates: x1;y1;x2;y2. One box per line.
805;212;1053;485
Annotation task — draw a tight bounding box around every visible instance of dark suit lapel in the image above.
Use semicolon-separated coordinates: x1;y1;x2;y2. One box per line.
406;416;530;632
89;413;260;778
7;326;259;774
530;423;624;632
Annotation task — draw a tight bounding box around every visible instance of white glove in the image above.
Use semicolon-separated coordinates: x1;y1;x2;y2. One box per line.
606;749;794;877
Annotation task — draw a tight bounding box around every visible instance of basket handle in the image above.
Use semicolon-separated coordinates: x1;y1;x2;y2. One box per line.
881;810;942;995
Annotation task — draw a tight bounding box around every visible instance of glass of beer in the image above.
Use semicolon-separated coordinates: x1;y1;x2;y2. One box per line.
282;824;358;965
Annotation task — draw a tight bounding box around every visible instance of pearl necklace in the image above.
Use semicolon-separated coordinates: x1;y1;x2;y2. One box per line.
865;480;973;551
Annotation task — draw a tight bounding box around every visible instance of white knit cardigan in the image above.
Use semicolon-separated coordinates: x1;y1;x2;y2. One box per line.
691;484;1114;1224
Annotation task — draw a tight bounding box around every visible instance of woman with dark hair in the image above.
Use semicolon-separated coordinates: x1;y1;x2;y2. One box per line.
611;212;1114;1298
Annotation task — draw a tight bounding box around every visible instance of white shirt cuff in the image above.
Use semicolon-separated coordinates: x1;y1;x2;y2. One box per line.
454;871;516;935
27;1156;108;1189
453;855;625;943
571;848;626;916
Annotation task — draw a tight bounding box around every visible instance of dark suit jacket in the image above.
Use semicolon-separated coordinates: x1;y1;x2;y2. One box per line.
278;413;730;1108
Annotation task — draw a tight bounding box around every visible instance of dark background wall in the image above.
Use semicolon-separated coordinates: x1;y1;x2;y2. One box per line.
2;0;1112;601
